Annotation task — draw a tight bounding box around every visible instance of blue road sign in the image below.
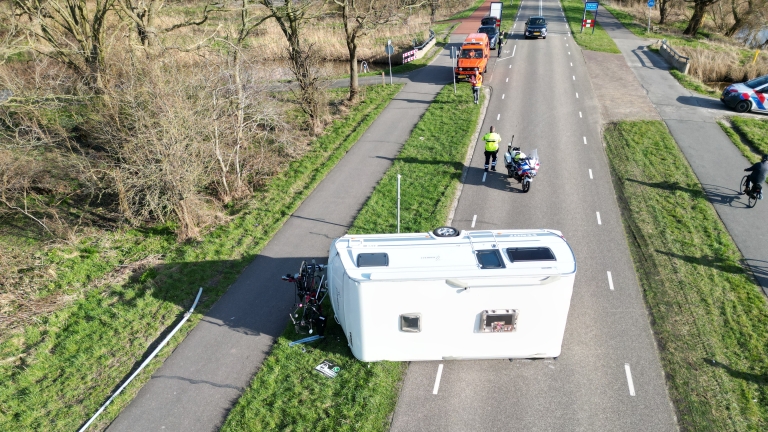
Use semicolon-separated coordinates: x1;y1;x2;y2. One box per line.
585;2;598;11
647;0;655;6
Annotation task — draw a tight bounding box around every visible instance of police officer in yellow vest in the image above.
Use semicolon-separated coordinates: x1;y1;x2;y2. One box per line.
483;126;501;172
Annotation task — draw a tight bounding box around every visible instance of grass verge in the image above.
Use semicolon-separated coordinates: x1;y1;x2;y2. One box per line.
605;120;768;431
561;0;620;53
447;0;486;21
0;84;403;431
222;84;483;431
670;70;720;98
730;117;768;154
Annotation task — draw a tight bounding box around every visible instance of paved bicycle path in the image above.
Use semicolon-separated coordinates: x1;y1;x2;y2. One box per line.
107;38;458;432
598;9;768;297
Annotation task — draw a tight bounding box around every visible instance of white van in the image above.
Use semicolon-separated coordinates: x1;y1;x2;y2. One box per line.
327;228;577;361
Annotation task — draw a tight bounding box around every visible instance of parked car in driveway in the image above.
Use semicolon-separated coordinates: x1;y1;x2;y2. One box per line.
477;25;500;49
721;74;768;113
524;16;547;39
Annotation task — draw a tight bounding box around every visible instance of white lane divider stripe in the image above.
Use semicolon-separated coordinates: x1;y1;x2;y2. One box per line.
570;62;573;66
579;111;582;118
576;92;579;98
596;212;602;225
573;76;575;80
497;114;500;120
506;77;509;82
509;64;512;68
589;169;593;179
512;45;516;57
583;136;587;144
607;271;614;290
433;364;444;395
568;51;571;55
471;215;477;228
502;94;505;99
624;364;636;396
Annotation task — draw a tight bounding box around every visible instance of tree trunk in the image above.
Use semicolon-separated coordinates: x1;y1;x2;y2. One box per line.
683;3;708;36
658;0;669;24
348;40;359;101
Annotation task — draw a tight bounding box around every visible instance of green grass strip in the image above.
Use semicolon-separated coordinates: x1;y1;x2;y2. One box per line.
730;117;768;155
0;84;403;431
605;120;768;431
718;121;761;164
670;70;720;98
222;84;483;431
447;0;486;21
560;0;620;53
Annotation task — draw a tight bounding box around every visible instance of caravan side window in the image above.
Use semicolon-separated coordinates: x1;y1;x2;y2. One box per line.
506;247;556;262
476;249;505;269
357;253;389;267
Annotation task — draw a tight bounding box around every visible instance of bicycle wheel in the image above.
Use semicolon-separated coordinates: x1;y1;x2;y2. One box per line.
749;193;758;208
740;176;749;194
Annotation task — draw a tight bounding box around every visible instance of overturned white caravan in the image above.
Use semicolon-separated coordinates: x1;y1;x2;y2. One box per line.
326;228;577;362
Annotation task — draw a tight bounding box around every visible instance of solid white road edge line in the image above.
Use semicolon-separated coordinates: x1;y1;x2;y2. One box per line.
607;271;614;291
589;168;593;179
471;215;477;228
433;364;444;395
596;212;602;225
624;364;636;396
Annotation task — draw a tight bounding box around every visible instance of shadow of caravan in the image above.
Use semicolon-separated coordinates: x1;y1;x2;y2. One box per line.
326;228;577;361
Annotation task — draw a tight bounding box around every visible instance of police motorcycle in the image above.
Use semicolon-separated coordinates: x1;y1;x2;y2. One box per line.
504;136;540;193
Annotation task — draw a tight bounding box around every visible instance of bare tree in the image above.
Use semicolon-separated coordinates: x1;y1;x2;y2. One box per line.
115;0;219;48
258;0;328;134
683;0;722;36
657;0;676;24
334;0;400;101
12;0;115;89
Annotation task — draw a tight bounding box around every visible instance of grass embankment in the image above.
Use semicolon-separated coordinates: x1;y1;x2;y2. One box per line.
560;0;620;53
222;84;483;431
0;85;403;431
447;0;486;21
670;69;721;98
605;120;768;431
719;117;768;164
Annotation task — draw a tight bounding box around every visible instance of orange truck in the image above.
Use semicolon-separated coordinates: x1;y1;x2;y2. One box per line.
454;33;490;81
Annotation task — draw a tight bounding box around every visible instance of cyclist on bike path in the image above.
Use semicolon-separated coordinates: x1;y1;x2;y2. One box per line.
483;126;501;172
743;154;768;194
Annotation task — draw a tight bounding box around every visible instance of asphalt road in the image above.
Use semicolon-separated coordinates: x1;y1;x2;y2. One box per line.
389;0;678;430
598;10;768;298
107;44;455;432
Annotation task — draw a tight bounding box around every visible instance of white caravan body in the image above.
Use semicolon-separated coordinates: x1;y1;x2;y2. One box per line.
490;2;503;28
326;229;577;362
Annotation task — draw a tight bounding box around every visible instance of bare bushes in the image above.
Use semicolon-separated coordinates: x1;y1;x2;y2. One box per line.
92;55;289;240
677;45;768;83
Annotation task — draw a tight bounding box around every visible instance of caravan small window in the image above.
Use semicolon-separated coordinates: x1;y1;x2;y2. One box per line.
506;247;555;262
476;249;505;269
357;252;389;267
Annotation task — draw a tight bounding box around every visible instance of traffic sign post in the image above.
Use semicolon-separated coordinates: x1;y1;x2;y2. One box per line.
385;40;394;85
647;0;655;33
582;2;599;34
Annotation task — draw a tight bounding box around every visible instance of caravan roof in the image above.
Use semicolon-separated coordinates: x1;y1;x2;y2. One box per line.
331;229;576;282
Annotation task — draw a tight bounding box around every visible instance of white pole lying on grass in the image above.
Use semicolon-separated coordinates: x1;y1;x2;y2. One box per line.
397;174;401;233
78;287;203;432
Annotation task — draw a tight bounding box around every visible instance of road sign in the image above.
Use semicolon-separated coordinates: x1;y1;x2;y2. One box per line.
585;2;598;11
385;45;394;55
403;49;417;64
647;0;655;6
583;19;594;28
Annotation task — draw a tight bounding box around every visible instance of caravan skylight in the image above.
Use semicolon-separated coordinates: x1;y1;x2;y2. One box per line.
357;253;389;267
506;247;556;262
475;250;505;269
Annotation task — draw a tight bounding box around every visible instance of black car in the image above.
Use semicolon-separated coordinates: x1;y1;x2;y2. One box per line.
477;25;500;49
524;16;547;39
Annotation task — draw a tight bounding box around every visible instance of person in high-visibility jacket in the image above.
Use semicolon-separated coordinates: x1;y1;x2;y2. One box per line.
483;126;501;172
470;73;482;104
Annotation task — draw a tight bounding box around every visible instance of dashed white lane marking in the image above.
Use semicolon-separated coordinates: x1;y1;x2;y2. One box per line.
471;215;477;228
570;62;573;66
497;114;500;120
607;271;614;290
566;44;569;46
433;364;444;395
506;77;509;82
596;212;602;225
583;136;587;144
573;76;575;80
568;51;571;55
576;92;579;98
579;111;582;118
509;64;512;68
589;169;593;179
624;364;636;396
512;45;516;57
502;94;505;99
482;172;487;182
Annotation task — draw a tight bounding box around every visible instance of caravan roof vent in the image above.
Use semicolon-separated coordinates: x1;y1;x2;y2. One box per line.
357;252;389;267
476;249;505;269
506;247;555;262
